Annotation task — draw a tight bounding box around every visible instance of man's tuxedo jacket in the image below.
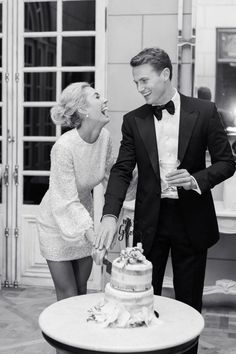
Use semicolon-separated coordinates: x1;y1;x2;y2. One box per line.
103;94;235;254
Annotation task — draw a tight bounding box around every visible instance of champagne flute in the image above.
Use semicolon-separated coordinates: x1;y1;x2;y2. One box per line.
159;159;180;195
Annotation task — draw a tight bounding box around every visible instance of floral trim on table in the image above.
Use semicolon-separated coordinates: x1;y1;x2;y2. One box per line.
87;300;161;328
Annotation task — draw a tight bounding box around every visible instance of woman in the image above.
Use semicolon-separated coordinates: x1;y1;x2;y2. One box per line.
37;82;112;302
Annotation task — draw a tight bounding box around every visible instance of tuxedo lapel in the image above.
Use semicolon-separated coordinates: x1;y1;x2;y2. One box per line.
178;95;199;163
135;107;159;178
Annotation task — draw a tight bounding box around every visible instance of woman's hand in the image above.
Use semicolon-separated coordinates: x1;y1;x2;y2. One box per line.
85;228;96;244
92;246;107;265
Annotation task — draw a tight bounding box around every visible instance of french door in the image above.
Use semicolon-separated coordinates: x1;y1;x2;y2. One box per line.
0;0;107;289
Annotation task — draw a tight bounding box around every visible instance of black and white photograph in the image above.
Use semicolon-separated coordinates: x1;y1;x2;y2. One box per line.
0;1;236;353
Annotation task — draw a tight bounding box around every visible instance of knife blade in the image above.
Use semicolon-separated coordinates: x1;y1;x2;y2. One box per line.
103;257;112;275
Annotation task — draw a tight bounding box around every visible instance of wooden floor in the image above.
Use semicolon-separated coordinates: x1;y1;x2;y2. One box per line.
0;286;236;354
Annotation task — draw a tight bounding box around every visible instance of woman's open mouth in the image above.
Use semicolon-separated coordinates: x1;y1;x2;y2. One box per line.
101;105;108;116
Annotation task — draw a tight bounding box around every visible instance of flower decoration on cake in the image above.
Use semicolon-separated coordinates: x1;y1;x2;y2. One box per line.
87;300;160;328
118;243;146;266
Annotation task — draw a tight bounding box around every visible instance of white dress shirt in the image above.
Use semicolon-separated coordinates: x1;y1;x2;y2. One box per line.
153;90;200;198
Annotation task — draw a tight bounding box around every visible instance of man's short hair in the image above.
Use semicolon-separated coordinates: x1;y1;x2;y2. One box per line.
130;47;173;80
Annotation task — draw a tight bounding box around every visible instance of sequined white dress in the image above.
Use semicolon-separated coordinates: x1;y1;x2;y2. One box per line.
37;127;114;261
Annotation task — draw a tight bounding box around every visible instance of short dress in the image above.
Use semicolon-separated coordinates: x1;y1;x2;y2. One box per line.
37;127;114;261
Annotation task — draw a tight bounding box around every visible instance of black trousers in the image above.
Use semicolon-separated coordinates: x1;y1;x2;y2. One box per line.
148;198;207;354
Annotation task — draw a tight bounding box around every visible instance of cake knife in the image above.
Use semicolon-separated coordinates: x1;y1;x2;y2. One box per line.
103;257;112;275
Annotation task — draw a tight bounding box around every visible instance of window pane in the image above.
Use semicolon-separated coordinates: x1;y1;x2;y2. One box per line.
25;37;56;67
24;176;49;204
24;72;56;101
0;4;2;32
0;108;2;135
0;73;2;101
0;38;2;67
62;37;95;66
215;63;236;128
218;31;236;60
25;2;57;32
63;0;95;31
24;141;54;170
24;107;55;136
62;71;94;89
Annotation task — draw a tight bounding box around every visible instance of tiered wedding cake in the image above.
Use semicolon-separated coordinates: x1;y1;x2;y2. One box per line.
88;244;159;328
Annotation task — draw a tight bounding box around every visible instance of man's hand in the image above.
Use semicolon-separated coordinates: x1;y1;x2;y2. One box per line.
165;169;195;190
94;216;117;250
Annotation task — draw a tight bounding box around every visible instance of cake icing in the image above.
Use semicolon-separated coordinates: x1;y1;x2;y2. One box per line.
105;283;154;314
110;257;152;292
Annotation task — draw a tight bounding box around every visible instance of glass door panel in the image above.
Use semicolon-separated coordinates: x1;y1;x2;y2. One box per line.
25;37;57;67
24;2;57;32
24;107;55;136
24;73;56;101
62;37;95;66
24;142;53;171
0;3;2;32
24;175;49;204
62;71;95;88
23;0;97;205
0;38;2;66
62;0;95;31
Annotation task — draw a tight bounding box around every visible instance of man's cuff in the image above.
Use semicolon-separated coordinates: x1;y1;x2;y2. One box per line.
190;176;202;194
102;214;118;221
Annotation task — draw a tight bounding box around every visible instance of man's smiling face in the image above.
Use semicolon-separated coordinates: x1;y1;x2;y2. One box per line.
132;63;167;105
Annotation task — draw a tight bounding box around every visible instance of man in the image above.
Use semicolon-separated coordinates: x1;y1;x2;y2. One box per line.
95;47;235;352
197;86;212;101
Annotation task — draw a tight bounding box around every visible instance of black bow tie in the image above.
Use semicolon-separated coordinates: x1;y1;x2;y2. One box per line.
152;100;175;121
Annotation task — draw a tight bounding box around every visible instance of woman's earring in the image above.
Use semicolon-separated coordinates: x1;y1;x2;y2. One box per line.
86;114;89;118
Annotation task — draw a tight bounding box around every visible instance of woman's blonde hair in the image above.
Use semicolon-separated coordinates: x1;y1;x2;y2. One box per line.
50;82;90;128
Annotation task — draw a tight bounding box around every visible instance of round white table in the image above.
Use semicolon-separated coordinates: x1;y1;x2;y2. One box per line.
39;293;204;354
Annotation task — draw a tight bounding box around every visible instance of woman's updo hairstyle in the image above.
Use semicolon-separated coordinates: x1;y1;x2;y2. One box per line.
50;82;90;128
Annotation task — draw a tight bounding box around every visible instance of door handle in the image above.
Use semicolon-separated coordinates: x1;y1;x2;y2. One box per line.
13;165;19;185
7;129;15;143
3;165;9;186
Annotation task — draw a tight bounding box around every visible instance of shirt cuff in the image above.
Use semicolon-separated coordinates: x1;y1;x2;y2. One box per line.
191;176;202;194
102;214;118;221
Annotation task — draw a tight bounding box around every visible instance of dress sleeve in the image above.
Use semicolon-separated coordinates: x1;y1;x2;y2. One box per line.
102;135;115;191
49;143;93;241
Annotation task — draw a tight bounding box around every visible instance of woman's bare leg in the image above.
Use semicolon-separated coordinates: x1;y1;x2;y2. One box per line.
47;260;78;353
72;256;93;294
47;260;78;301
47;258;92;353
